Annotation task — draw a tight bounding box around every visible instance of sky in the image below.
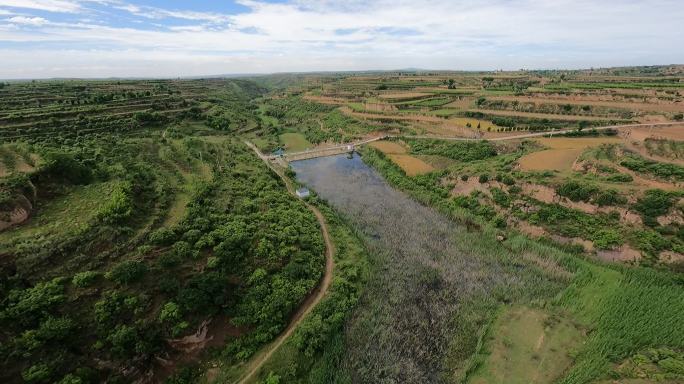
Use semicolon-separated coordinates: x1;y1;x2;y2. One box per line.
0;0;682;79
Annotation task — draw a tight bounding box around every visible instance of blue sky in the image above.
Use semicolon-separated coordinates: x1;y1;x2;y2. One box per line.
0;0;682;78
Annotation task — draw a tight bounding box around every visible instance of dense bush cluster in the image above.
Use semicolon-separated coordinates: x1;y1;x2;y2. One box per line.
407;139;497;161
0;127;325;382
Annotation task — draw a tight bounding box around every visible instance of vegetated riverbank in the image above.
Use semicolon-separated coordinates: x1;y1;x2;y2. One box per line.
221;200;370;384
358;147;684;384
290;154;572;383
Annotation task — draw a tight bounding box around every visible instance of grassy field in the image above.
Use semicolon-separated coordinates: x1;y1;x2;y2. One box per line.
0;181;118;245
468;307;583;384
280;132;313;152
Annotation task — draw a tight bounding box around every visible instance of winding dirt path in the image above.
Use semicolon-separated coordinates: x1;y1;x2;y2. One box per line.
236;142;335;384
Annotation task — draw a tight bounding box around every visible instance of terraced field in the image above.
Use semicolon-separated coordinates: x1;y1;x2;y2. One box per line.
1;68;683;384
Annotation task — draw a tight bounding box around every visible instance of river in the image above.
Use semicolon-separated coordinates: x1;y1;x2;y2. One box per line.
291;153;523;383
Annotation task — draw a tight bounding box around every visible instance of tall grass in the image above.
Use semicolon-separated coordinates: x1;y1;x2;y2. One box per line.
558;264;684;383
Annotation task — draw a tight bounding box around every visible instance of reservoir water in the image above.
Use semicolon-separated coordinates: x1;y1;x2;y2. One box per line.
291;153;517;383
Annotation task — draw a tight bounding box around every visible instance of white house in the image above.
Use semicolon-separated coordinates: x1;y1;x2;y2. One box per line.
296;187;310;198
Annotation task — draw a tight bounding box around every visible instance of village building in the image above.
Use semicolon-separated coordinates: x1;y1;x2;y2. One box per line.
295;187;310;198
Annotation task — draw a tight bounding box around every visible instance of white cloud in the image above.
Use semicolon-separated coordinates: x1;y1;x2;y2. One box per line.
0;0;82;13
7;15;47;25
114;3;231;23
0;0;682;78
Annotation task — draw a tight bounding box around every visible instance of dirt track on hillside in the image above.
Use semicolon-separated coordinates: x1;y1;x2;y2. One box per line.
236;142;335;384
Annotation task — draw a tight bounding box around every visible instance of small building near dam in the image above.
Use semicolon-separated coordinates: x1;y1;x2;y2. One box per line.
296;187;310;199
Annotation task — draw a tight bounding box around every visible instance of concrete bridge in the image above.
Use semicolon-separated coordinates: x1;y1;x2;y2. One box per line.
273;136;388;162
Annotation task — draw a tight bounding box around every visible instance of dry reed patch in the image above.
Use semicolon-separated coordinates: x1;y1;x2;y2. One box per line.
444;97;476;109
521;252;574;281
368;140;407;154
387;154;435;176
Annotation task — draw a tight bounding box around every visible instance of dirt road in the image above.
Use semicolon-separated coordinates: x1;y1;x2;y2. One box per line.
280;122;684;161
236;142;335;384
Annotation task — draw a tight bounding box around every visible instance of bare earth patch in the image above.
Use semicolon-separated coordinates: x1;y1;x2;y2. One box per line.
368;140;407;154
596;245;642;263
377;92;431;99
387;154;435;176
518;137;623;172
626;124;684;142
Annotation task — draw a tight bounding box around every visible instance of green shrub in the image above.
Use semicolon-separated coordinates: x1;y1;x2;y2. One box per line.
478;174;489;183
408;140;497;161
105;260;148;285
57;374;83;384
606;173;633;183
594;189;627;207
22;363;51;383
97;182;133;224
631;229;670;256
107;324;137;358
491;188;511;208
149;227;176;245
634;189;677;225
1;278;65;325
593;229;623;250
557;180;598;202
38;151;93;185
72;271;100;288
621;156;684;181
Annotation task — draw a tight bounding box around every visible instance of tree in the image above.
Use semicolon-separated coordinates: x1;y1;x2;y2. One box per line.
72;271;99;288
97;182;133;224
22;363;51;383
264;372;281;384
108;324;137;358
159;302;181;323
2;278;66;326
105;260;148;285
